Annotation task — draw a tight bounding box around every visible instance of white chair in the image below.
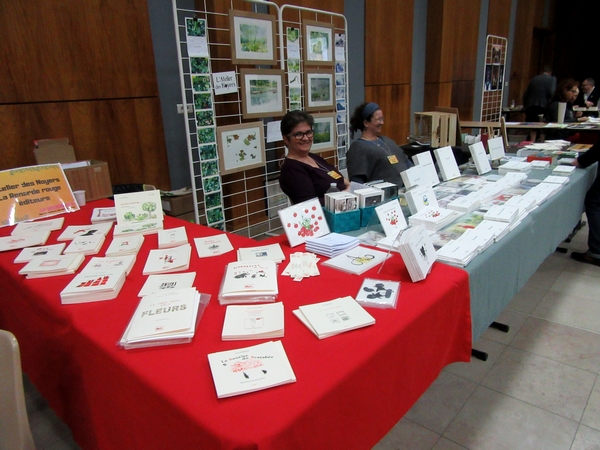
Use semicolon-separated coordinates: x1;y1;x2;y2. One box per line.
0;329;36;450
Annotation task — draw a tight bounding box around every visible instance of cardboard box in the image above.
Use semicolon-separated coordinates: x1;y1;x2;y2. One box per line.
33;138;113;201
161;193;194;217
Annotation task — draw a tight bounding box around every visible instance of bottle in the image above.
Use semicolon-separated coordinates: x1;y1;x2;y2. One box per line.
510;99;515;108
326;183;340;193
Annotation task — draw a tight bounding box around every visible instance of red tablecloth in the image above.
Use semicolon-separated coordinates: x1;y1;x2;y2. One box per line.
0;200;471;449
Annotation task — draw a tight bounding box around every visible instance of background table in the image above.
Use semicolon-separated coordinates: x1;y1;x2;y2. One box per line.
0;201;472;450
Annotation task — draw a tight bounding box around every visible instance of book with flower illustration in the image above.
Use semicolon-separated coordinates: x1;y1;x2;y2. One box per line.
277;198;330;247
374;199;408;237
113;190;164;236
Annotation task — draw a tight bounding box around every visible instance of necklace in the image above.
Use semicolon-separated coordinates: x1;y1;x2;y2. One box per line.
361;136;392;155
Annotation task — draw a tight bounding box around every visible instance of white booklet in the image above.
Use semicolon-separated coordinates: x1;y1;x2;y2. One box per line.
375;200;408;237
14;243;66;264
468;141;492;175
18;253;85;278
138;272;197;297
396;225;437;282
57;223;113;241
11;217;64;235
321;246;390;275
221;302;284;340
237;243;285;263
433;145;461;181
0;231;51;253
86;254;137;276
158;226;189;249
114;189;164;224
207;340;296;398
219;261;278;304
142;244;192;275
294;296;375;339
404;184;439;215
400;164;428;190
105;234;145;257
60;265;127;304
91;207;117;223
412;150;440;186
63;234;105;256
194;234;234;257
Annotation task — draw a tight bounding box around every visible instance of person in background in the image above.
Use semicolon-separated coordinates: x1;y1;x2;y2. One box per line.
278;110;348;206
523;65;556;123
347;102;412;187
545;79;588;123
570;140;600;266
575;78;599;108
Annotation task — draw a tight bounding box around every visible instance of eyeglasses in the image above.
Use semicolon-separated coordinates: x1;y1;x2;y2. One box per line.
289;130;314;140
371;117;385;124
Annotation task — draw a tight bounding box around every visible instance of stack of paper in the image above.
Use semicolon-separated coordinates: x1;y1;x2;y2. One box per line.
552;165;576;176
321;246;390;275
433;146;462;181
120;288;206;349
63;234;105;256
221;302;284;340
469;141;492;175
305;233;359;258
504;194;538;219
281;252;320;281
542;175;569;185
476;219;511;242
404;185;439;215
523;182;561;205
396;226;437;282
60;262;128;304
105;235;145;257
408;207;459;231
446;192;481;214
293;296;375;339
218;261;278;304
0;231;51;253
18;253;85;279
11;217;64;235
237;243;286;263
158;226;188;249
194;234;234;257
461;227;495;253
530;160;550;169
435;238;479;267
142;243;192;275
57;223;113;241
91;207;117;223
497;161;532;175
207;341;296;398
113;190;164;237
14;243;66;264
138;272;197;297
483;204;520;224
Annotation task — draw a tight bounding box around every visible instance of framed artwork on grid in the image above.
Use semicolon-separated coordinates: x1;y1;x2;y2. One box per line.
311;112;336;153
216;121;266;175
240;69;286;119
302;20;334;66
229;10;277;66
304;69;334;112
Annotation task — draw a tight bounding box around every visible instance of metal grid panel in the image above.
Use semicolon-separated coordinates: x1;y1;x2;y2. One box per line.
481;35;507;122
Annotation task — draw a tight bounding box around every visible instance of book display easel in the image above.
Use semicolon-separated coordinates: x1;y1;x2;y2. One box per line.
172;0;348;237
480;35;507;122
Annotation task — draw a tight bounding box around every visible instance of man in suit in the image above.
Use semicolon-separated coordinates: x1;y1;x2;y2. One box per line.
575;78;599;118
523;65;557;123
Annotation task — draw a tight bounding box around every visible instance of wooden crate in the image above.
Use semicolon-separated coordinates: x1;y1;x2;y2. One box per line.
413;112;457;147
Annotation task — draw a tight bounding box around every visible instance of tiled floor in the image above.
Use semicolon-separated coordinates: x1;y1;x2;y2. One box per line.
374;220;600;450
25;221;600;450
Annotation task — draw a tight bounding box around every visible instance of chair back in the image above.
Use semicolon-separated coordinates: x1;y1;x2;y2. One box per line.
0;329;36;450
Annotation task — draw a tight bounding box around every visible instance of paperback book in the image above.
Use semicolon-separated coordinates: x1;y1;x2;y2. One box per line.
91;207;117;223
57;223;113;241
105;235;145;257
60;265;127;304
278;198;330;247
396;225;437;282
142;243;192;275
63;234;105;256
194;234;234;257
14;243;66;264
18;253;85;279
11;217;64;235
321;246;390;275
158;226;189;249
218;260;278;304
304;233;359;258
237;243;286;263
221;302;284;340
355;278;400;309
374;200;408;237
138;272;197;297
0;231;51;253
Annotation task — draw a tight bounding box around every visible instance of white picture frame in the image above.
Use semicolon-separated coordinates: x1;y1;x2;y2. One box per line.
303;20;334;66
229;10;277;65
216;121;266;175
304;69;334;112
240;69;286;119
311;113;336;153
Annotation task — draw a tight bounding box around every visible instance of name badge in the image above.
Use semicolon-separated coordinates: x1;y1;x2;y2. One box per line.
328;171;342;179
387;155;399;164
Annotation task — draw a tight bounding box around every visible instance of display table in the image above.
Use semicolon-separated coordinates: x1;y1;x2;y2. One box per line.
0;200;472;450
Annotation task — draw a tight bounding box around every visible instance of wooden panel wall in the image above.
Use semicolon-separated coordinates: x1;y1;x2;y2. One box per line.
0;0;171;190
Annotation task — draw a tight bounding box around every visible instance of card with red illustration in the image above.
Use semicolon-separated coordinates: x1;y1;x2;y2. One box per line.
278;198;330;247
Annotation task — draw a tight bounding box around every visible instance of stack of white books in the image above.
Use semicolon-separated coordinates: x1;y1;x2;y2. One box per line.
469;141;492;175
63;234;105;256
86;254;137;276
501;172;529;186
433;146;462;181
138;272;196;297
305;233;359;258
218;260;278;304
404;185;439;215
412;150;440;186
293;296;375;339
158;226;188;249
395;225;437;282
0;231;51;253
113;190;164;237
11;217;64;235
18;253;85;279
14;243;66;264
207;340;296;398
542;175;569;185
504;194;538;219
472;182;508;204
91;207;117;223
324;191;358;213
461;227;496;253
483;204;520;224
408;207;459;231
476;219;511;242
353;187;384;208
57;222;113;241
321;246;390;275
60;261;128;304
446;192;481;214
194;234;234;257
435;238;479;267
497;161;532;175
120;288;205;349
142;243;192;275
105;234;145;257
524;182;561;205
237;243;286;263
400;164;428;190
221;302;284;340
552;165;576;176
530;160;550;169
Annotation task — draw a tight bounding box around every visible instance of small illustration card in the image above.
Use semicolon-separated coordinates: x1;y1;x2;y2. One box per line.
278;198;330;247
355;278;400;309
194;234;234;257
374;200;408;237
138;272;197;297
321;245;390;275
57;222;113;241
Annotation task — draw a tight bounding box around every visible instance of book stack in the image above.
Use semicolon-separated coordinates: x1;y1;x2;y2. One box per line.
18;253;85;279
433;145;461;181
120;288;207;349
395;226;437;282
461;226;496;253
408;207;459;231
483;204;520;224
105;235;145;257
158;226;188;249
207;341;296;398
221;302;284;340
324;191;358;213
142;243;192;275
113;190;164;237
0;231;51;253
194;234;234;257
237;243;286;263
404;185;439;215
59;260;128;304
57;222;113;241
138;272;197;297
552;165;576;176
469;141;492;175
497;161;532;175
293;296;375;339
523;182;561;205
446;192;481;214
530;160;550;169
63;234;105;256
91;207;117;223
305;233;359;258
11;217;64;235
321;246;390;275
14;243;66;264
86;254;137;276
435;236;479;267
542;175;569;185
218;261;278;305
476;219;511;242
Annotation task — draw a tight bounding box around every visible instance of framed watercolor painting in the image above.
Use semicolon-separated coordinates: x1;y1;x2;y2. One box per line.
240;69;286;119
216;121;266;175
302;20;334;66
311;112;336;153
229;10;277;65
304;69;334;112
277;198;330;247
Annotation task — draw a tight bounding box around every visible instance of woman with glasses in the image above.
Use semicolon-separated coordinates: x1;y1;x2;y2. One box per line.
279;110;348;205
545;79;589;140
347;102;412;186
